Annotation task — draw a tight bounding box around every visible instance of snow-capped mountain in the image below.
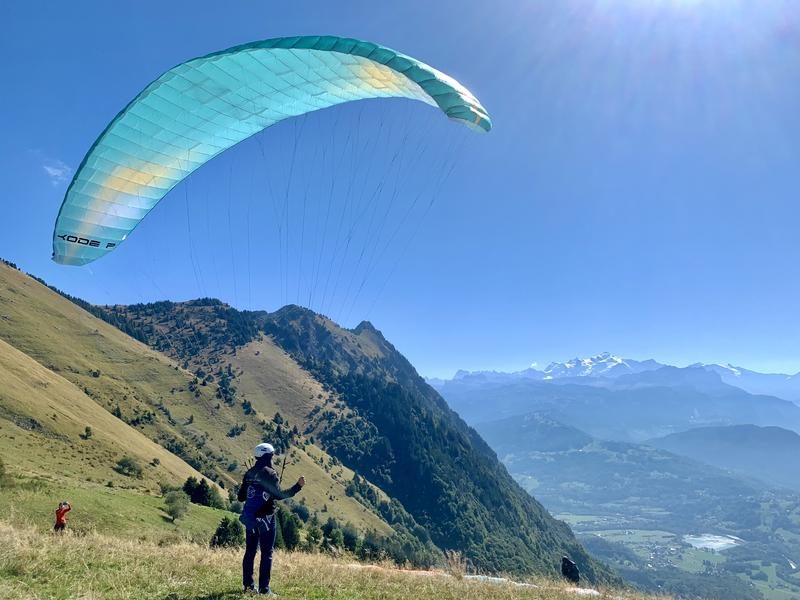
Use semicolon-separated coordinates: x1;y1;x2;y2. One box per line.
430;353;664;385
542;352;663;379
699;363;800;402
430;355;800;404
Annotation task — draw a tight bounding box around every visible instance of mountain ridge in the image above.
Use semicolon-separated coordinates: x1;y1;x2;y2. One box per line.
0;262;614;581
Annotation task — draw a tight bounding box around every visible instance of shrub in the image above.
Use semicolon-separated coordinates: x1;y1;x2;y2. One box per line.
291;503;311;522
342;523;360;552
329;528;344;549
442;550;469;579
114;456;143;478
183;477;225;509
211;516;245;548
322;517;339;538
0;457;11;488
159;481;180;496
304;524;323;552
164;491;189;522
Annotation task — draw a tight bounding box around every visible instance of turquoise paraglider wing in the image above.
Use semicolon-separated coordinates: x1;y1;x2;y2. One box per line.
52;35;491;266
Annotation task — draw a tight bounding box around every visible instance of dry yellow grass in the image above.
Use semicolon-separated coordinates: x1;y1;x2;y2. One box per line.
231;337;394;533
0;520;666;600
0;337;207;489
233;337;329;426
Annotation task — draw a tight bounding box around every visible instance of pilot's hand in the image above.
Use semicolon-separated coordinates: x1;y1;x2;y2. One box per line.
297;476;306;488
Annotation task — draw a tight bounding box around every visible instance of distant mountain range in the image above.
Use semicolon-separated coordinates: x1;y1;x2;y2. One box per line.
430;352;800;403
699;363;800;403
649;424;800;493
433;364;800;442
434;352;664;385
431;351;800;598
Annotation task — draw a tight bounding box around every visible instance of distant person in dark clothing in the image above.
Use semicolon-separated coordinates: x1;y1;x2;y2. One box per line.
54;501;71;532
561;555;580;584
238;443;305;596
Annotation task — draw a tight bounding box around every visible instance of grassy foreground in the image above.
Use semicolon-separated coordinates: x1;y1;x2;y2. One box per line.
0;521;663;600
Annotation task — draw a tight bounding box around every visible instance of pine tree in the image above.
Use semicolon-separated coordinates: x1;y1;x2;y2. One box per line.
304;523;322;552
274;515;285;549
330;528;344;549
210;516;245;548
322;517;339;538
342;523;360;552
282;513;302;550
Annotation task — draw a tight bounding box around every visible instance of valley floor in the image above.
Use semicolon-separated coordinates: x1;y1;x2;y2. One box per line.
0;521;661;600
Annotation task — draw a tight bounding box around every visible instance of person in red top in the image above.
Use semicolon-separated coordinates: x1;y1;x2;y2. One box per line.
54;501;71;532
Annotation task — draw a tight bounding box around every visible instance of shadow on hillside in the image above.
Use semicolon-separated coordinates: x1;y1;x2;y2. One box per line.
163;592;242;600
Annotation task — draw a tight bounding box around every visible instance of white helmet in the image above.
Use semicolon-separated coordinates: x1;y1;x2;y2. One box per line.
254;443;275;458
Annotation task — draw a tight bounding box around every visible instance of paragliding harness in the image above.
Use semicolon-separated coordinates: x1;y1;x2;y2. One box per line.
237;455;288;534
238;472;274;534
236;447;289;508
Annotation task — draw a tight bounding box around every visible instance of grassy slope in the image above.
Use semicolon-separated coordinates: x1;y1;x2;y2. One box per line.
0;520;659;600
0;263;392;535
0;337;204;489
231;337;327;426
0;482;227;543
232;338;392;534
0;332;232;543
0;262;244;485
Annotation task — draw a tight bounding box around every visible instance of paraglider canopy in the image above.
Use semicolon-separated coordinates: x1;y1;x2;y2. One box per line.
51;35;491;267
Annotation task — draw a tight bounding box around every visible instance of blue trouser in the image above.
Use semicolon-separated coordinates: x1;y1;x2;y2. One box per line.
242;515;277;592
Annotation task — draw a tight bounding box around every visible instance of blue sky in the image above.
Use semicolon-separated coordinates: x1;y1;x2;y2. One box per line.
3;0;800;378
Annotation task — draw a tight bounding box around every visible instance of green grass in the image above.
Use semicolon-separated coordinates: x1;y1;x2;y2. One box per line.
671;547;725;573
592;530;676;546
0;336;209;491
744;563;800;600
0;520;662;600
556;514;630;528
0;478;227;543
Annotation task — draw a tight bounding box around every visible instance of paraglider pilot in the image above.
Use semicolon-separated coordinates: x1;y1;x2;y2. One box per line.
238;443;305;595
561;555;580;584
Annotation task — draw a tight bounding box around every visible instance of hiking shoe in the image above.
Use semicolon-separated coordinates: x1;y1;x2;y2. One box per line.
258;589;277;597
